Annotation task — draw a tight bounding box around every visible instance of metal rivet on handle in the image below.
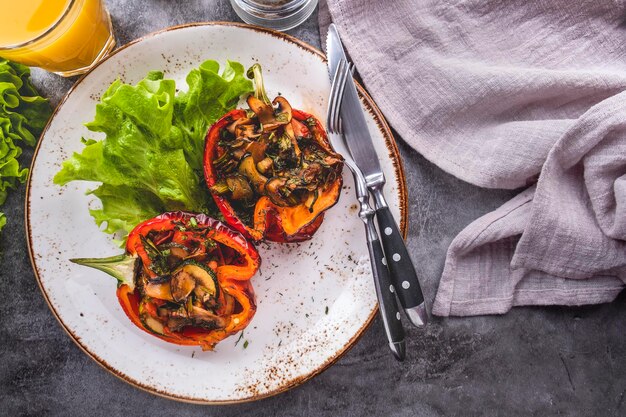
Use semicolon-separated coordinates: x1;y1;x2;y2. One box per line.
384;227;392;235
382;257;387;266
393;253;401;262
402;281;410;289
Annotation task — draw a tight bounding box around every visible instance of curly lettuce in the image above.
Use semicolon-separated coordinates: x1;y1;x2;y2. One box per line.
0;59;51;233
54;60;253;238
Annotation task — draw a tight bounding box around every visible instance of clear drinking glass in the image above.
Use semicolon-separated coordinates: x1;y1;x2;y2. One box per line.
230;0;319;32
0;0;115;77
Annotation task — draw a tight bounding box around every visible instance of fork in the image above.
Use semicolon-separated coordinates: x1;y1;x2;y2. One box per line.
326;60;406;361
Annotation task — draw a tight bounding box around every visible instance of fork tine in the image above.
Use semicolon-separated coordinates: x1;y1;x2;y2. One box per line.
327;59;347;132
328;69;340;132
327;60;342;129
332;62;352;134
329;60;351;133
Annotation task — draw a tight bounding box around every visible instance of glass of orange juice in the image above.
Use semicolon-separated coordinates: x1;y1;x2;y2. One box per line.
0;0;115;76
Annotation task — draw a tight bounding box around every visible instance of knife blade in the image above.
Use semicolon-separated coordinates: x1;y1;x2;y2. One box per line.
326;24;428;326
326;24;383;187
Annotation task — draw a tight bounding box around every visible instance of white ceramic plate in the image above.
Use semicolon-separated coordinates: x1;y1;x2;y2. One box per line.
26;23;407;403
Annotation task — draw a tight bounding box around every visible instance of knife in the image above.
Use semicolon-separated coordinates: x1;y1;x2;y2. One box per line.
326;24;427;327
327;60;405;361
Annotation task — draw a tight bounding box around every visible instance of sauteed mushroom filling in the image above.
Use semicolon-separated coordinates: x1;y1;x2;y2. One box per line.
209;64;343;229
135;227;241;335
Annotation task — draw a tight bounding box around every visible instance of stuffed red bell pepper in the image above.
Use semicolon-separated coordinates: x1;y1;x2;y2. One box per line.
71;211;260;351
204;64;343;242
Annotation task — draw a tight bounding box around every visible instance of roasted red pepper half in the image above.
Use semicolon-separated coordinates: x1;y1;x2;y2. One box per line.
71;211;260;351
204;64;343;242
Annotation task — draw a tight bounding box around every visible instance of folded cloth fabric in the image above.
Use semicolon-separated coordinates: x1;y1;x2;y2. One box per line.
320;0;626;316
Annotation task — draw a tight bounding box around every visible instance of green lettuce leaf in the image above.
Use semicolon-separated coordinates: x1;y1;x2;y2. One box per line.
0;59;51;231
54;60;253;238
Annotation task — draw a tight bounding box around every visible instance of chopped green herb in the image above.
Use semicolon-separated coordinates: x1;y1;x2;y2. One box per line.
140;235;168;275
325;306;329;315
243;340;249;349
234;331;244;347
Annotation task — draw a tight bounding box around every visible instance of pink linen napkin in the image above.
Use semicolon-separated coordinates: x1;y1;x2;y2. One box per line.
320;0;626;316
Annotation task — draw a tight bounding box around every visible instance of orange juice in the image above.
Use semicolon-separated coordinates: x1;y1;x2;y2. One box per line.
0;0;114;76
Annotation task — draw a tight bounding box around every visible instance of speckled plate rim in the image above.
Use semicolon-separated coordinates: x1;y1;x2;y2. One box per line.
25;21;408;404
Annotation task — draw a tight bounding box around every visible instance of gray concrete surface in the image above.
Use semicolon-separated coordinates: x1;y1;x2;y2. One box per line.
1;1;624;416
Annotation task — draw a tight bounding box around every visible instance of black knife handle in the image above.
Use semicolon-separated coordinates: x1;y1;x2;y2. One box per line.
371;188;425;317
363;218;406;361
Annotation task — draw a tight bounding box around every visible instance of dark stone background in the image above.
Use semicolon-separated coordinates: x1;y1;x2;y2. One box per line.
1;1;624;416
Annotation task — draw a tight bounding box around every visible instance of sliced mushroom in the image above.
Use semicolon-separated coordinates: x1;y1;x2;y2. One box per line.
169;245;189;260
167;303;225;329
273;96;293;124
170;269;196;302
256;157;273;174
190;306;226;329
265;177;294;207
247;96;275;126
226;175;253;201
248;141;267;163
166;316;191;332
238;156;268;194
228;138;252;160
229;138;250;150
156;242;190;267
195;285;219;308
226;117;253;134
300;162;322;184
169;261;220;303
246;95;294;132
169;306;190;319
234;124;261;140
